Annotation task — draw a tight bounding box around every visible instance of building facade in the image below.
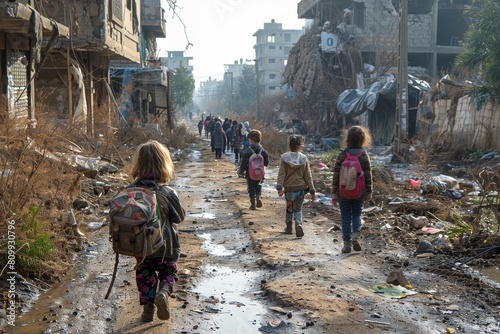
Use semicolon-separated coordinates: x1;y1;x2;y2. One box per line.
160;51;194;73
297;0;469;77
253;19;303;96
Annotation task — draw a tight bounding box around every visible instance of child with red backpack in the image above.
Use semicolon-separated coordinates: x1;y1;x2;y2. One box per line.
276;135;316;238
238;130;269;210
331;125;373;253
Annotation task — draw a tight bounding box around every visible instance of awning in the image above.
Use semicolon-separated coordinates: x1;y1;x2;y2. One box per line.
0;2;69;38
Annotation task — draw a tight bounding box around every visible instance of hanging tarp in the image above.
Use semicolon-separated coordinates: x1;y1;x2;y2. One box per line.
336;74;430;118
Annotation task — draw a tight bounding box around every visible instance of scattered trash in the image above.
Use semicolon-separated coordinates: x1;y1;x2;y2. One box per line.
269;306;289;314
326;224;341;232
365;319;390;326
87;221;105;229
259;320;295;333
204;305;221;313
389;197;404;204
228;301;245;307
408;178;421;190
416;227;443;235
369;284;417;299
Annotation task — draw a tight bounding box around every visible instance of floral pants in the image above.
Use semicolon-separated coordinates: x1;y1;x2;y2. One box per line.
135;257;178;305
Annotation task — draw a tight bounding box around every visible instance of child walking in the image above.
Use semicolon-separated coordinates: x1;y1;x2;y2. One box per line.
130;140;186;322
276;135;316;238
210;121;226;159
331;125;372;253
238;130;269;210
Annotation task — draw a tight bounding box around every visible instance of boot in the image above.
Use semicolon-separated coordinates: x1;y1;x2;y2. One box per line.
141;302;155;322
249;198;256;210
351;232;361;251
295;222;304;238
342;240;352;253
154;284;171;321
256;196;263;208
284;221;293;234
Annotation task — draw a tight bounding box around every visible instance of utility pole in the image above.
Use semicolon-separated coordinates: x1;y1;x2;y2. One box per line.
255;59;261;120
395;0;408;156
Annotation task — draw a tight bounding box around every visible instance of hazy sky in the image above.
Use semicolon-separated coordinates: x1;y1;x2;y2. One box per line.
156;0;307;86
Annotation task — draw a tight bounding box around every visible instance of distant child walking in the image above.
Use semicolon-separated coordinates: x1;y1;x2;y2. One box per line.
331;125;373;253
276;135;316;238
210;121;226;159
238;130;269;210
232;122;245;165
197;119;203;137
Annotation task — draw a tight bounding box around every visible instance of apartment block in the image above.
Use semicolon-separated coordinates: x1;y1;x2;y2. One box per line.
253;19;303;96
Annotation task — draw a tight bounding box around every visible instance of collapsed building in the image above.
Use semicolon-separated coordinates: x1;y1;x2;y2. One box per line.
283;0;470;142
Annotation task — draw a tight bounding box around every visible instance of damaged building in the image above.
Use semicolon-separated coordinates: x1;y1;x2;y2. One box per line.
1;0;169;135
284;0;471;139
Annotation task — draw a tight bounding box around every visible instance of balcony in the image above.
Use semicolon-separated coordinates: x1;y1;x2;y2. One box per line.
142;0;166;38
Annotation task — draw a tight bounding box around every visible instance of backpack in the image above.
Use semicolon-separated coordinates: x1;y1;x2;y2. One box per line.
105;182;166;299
338;150;365;199
248;148;265;181
108;183;165;261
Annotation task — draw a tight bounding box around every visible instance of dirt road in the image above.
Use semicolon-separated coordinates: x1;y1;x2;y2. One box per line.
8;122;499;334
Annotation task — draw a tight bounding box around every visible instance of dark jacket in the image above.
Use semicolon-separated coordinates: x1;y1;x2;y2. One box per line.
276;152;315;194
134;180;185;259
232;123;245;150
210;121;226;150
331;147;372;199
238;143;269;179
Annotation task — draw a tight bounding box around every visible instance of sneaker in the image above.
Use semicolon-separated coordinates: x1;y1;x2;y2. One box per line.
351;232;361;251
141;302;155;322
295;225;304;238
154;286;170;320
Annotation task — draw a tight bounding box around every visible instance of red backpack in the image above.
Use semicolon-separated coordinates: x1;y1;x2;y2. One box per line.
339;150;365;199
248;148;265;181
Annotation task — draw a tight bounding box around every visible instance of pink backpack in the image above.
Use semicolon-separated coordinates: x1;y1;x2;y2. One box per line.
339;150;365;199
248;148;265;181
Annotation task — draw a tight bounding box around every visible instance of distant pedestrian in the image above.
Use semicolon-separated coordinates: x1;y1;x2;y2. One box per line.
331;125;373;253
232;122;245;165
204;116;210;138
276;135;316;238
211;121;226;159
243;121;251;148
238;130;269;210
225;122;234;152
197;119;203;137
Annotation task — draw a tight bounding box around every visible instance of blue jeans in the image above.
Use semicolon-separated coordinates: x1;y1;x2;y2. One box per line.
285;190;306;224
338;198;364;241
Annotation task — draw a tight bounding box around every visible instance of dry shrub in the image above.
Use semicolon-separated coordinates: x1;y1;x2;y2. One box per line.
0;106;81;280
165;124;197;149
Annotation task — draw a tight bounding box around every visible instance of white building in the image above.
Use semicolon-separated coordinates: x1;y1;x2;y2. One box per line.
160;51;193;73
253;19;303;96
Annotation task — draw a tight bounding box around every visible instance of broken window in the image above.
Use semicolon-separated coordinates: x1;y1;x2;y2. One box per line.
284;33;291;42
267;33;276;43
353;2;365;28
269;59;276;64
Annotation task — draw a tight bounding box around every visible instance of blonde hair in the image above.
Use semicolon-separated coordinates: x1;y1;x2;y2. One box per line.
131;140;174;183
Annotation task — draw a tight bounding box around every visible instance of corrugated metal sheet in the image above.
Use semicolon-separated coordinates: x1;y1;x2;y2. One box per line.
154;85;167;109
